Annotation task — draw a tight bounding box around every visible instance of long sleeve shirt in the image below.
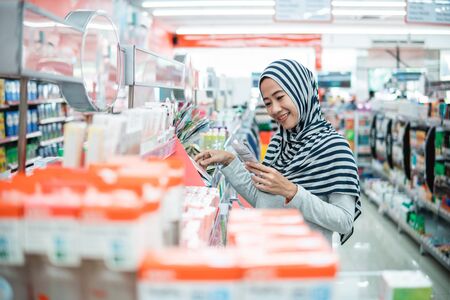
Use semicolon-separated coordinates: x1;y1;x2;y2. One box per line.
221;157;356;242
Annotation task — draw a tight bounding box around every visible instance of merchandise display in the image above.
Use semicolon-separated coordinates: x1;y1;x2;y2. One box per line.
0;76;82;174
365;100;450;272
0;1;449;299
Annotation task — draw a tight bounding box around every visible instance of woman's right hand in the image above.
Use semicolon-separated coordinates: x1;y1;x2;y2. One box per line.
194;150;235;168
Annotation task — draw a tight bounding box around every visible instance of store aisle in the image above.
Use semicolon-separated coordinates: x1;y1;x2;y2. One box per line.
333;195;450;300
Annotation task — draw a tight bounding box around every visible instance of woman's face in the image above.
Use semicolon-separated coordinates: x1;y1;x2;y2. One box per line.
260;77;299;130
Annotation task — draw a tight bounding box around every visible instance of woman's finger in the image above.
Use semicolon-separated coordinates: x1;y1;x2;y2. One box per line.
245;164;269;175
245;162;273;173
251;174;271;186
194;151;209;162
199;155;224;166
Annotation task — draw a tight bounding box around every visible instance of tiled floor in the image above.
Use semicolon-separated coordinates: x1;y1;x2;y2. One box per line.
332;195;450;300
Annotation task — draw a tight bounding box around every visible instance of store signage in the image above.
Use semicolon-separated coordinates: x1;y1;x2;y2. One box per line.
406;0;450;25
430;80;450;91
275;0;332;22
317;72;351;88
392;71;423;82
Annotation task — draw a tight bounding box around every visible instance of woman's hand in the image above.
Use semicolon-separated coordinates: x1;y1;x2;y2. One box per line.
245;162;297;199
194;150;236;168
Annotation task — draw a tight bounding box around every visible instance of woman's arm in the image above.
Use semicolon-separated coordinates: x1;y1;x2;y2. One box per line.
285;186;356;234
220;157;275;207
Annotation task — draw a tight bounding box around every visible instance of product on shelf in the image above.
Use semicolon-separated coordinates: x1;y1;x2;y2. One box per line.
37;103;64;120
27;81;37;101
0;112;5;139
63;122;87;168
4;80;20;104
181;186;220;248
200;127;227;150
5;111;18;137
5;146;17;166
37;82;60;100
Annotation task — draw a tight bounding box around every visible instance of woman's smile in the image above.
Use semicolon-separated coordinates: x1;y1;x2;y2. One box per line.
277;112;289;123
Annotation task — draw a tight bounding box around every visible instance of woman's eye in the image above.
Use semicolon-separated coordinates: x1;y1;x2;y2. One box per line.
264;102;271;106
277;95;284;100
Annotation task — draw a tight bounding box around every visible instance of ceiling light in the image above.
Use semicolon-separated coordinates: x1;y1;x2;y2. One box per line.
142;1;275;8
332;1;407;7
152;8;275;16
175;25;450;35
332;9;406;16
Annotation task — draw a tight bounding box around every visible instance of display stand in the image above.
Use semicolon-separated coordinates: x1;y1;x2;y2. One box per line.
0;3;122;173
367;101;450;271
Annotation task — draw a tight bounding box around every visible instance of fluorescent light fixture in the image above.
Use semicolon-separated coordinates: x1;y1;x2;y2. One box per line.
142;1;275;8
332;1;406;7
23;20;114;30
332;9;406;16
152;8;275;16
176;24;450;35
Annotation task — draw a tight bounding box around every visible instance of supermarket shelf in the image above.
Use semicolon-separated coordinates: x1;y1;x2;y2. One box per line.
422;238;450;272
0;131;41;145
371;165;450;223
0;98;65;109
364;186;450;271
39;116;66;125
0;135;19;145
9;156;42;171
398;182;450;224
395;213;423;245
39;136;64;147
28;98;65;105
26;131;42;139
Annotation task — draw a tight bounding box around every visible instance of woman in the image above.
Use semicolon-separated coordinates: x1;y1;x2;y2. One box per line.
195;59;361;244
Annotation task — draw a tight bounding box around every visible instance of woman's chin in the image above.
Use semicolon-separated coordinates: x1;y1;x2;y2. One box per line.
280;121;296;130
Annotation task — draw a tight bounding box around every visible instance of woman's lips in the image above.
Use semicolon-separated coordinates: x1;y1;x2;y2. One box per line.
277;112;289;122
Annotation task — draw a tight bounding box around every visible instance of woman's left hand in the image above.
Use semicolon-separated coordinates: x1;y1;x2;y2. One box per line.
245;162;297;199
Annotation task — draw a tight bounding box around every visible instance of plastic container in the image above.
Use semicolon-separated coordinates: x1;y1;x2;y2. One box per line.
82;260;136;300
0;182;25;265
80;187;149;271
138;249;243;300
29;255;82;300
241;250;338;300
0;265;29;300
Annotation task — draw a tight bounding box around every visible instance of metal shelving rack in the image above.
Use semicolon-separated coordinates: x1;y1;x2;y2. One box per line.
123;46;196;108
367;99;450;271
0;2;126;173
363;179;450;271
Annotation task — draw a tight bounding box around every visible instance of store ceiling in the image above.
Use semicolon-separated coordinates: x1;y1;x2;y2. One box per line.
132;0;411;32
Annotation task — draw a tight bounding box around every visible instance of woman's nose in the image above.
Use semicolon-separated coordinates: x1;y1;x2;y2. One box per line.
271;101;282;114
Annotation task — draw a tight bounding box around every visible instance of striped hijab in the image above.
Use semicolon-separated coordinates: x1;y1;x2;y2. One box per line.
260;59;361;244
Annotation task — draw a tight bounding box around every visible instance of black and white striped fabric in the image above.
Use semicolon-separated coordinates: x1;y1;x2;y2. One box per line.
259;59;361;244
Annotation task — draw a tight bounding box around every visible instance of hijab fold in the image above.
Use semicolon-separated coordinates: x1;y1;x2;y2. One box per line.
260;59;361;244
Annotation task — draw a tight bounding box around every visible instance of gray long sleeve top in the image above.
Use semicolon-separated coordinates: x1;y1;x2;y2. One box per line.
221;157;356;242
